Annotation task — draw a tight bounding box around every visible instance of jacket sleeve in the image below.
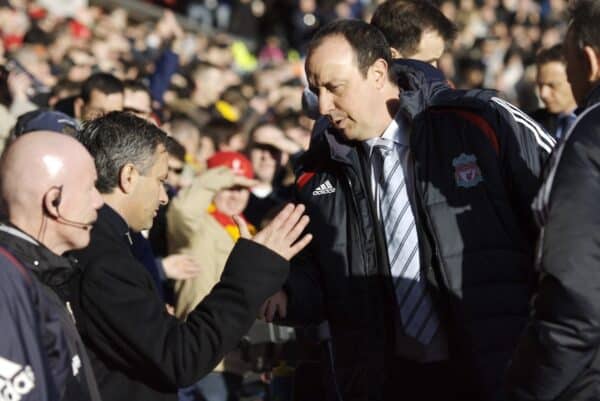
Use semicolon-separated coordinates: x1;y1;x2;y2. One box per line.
0;258;57;401
149;48;179;107
490;96;555;241
79;239;288;388
506;114;600;400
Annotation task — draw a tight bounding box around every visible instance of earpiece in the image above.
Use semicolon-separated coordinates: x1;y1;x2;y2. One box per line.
52;192;61;208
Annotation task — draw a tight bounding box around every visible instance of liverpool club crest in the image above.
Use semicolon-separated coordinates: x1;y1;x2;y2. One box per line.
452;153;483;188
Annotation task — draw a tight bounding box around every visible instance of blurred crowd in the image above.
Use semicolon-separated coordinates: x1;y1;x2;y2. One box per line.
152;0;570;108
0;0;578;400
0;0;572;153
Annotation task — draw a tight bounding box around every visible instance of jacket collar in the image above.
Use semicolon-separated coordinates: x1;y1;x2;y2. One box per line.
96;204;134;246
0;222;75;287
583;82;600;109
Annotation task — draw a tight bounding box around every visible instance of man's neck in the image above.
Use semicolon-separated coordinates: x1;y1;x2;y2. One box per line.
101;193;131;228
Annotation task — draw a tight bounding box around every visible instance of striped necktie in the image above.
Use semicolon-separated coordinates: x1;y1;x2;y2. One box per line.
374;139;439;344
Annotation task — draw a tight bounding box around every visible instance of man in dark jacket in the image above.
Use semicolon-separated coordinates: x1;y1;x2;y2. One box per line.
261;20;552;401
529;44;578;141
70;111;311;401
0;131;104;401
507;1;600;400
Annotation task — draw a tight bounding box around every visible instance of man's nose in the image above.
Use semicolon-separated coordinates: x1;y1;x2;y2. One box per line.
318;92;334;116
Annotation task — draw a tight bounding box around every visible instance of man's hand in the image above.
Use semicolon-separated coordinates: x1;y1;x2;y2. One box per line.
259;290;288;322
233;203;312;261
162;254;202;280
7;71;32;100
232;175;259;189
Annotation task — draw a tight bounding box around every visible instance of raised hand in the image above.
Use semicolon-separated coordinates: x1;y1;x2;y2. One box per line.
233;203;312;261
162;254;202;280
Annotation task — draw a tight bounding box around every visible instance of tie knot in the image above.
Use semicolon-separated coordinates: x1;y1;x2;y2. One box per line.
373;138;395;158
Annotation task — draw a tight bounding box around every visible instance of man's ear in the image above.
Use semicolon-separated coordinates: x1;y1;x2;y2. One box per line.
583;45;600;83
390;47;402;59
42;187;61;218
119;163;139;194
370;58;390;89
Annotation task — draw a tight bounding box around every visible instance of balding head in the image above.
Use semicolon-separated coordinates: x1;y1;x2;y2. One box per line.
0;131;104;254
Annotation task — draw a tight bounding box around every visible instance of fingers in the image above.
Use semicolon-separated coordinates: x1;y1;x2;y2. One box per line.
252;203;311;260
233;215;251;239
284;214;310;244
258;203;295;238
277;295;287;319
288;233;313;259
265;300;278;323
259;299;269;320
232;176;259;188
266;292;287;322
280;204;306;235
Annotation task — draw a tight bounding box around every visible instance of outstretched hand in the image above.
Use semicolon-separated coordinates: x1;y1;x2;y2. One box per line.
259;290;288;322
233;203;312;261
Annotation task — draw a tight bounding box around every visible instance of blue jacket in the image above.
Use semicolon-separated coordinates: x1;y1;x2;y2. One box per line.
0;225;101;401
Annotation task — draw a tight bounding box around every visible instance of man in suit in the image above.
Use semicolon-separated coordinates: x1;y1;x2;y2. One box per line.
69;111;312;401
530;44;578;141
507;1;600;399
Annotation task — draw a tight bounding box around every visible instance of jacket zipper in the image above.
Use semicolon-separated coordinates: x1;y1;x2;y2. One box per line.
345;175;369;274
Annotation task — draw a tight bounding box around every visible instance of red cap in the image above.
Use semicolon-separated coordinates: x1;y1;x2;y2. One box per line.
207;151;254;179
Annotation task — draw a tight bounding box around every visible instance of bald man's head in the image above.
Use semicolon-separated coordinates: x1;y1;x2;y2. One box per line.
0;131;104;255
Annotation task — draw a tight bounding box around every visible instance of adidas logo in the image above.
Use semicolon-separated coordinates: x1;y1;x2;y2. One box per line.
312;180;336;196
0;356;35;401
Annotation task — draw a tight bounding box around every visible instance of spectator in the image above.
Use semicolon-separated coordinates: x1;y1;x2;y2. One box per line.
244;122;297;228
168;151;258;401
530;44;578;140
370;0;458;66
124;79;154;122
74;72;124;121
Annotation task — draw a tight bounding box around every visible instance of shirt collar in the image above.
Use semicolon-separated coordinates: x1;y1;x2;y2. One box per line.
362;111;408;157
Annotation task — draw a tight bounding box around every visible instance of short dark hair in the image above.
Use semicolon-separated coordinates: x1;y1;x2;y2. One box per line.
80;73;124;104
165;136;186;162
123;79;151;97
535;44;566;66
204;118;241;147
77;111;168;193
569;0;600;53
371;0;457;57
307;19;393;79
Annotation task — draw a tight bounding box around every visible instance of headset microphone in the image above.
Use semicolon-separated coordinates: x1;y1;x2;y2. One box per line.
50;185;94;230
55;212;94;230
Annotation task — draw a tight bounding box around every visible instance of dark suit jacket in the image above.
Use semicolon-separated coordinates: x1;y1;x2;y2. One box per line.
69;205;289;401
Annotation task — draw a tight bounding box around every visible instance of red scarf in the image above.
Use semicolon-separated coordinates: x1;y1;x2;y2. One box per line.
207;203;256;240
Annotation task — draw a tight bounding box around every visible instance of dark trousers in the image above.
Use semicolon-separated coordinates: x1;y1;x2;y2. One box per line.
384;359;480;401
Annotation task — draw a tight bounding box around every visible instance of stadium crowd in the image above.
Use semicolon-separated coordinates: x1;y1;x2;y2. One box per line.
1;0;600;401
